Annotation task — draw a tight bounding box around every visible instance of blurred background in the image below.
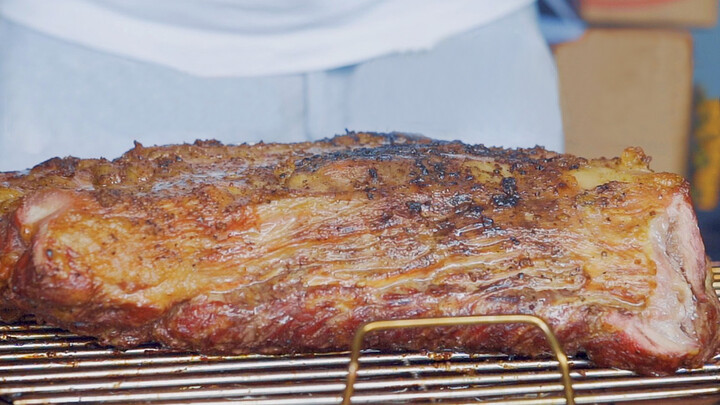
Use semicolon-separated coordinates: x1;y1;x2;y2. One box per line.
1;0;720;256
538;0;720;258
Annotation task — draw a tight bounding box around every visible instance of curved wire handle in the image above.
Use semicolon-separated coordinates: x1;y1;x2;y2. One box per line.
342;314;575;405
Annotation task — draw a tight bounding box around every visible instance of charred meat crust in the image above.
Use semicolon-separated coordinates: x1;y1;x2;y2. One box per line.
0;132;718;376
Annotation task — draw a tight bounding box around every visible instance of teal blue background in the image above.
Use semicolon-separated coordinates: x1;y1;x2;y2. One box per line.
693;7;720;97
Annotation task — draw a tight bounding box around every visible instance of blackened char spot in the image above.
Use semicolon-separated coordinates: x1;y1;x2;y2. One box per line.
449;194;472;207
406;201;423;213
492;194;519;208
596;184;611;193
465;205;484;218
433;163;446;179
193;139;223;147
493;176;520;208
294;142;445;172
368;168;378;181
501;177;517;193
415;160;430;176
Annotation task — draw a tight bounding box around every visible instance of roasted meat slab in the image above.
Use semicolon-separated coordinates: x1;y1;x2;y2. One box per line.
0;133;718;376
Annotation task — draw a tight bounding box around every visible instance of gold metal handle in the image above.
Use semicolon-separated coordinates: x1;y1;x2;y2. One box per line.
342;314;575;405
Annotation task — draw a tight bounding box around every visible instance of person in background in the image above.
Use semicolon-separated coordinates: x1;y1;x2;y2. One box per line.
0;0;562;171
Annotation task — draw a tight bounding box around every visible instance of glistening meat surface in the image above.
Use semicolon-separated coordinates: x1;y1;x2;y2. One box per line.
0;133;718;376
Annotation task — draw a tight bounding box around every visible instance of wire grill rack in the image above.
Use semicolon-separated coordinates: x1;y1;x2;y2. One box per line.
0;267;718;405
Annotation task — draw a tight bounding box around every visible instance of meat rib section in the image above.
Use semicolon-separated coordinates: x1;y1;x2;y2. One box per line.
0;133;718;376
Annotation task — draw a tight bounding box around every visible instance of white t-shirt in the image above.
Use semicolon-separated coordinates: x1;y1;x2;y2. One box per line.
0;0;533;77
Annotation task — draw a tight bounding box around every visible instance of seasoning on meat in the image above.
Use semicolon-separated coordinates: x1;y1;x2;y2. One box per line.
0;132;718;376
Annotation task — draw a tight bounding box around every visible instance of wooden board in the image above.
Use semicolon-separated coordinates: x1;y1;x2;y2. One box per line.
555;28;693;175
579;0;718;28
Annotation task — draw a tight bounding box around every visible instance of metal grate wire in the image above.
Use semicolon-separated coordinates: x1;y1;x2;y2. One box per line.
0;267;718;404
